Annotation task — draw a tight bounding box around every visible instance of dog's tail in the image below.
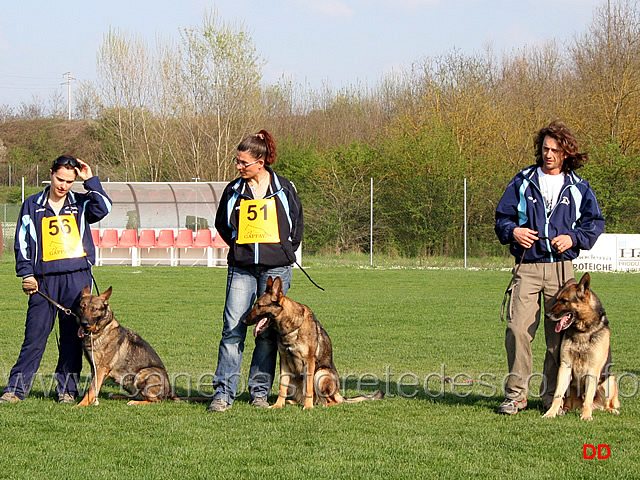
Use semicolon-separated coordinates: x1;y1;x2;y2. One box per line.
343;390;385;403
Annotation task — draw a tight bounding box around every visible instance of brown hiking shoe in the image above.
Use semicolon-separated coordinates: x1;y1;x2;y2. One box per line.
0;392;22;404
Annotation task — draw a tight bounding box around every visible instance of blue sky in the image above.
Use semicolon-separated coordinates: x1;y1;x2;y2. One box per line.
0;0;603;109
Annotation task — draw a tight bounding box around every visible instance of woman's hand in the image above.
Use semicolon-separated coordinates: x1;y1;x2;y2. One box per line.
75;158;93;180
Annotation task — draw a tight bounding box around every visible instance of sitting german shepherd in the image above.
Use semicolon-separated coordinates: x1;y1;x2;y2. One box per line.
543;273;620;420
74;286;178;406
243;276;384;409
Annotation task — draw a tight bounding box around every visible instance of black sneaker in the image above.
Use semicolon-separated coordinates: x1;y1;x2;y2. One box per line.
497;397;527;415
58;394;75;404
207;398;231;412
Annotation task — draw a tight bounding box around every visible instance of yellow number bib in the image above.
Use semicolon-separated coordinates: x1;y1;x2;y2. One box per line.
41;215;86;262
237;198;280;244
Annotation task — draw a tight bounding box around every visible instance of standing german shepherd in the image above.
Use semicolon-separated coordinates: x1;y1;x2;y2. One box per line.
74;286;178;406
243;276;384;409
543;273;620;420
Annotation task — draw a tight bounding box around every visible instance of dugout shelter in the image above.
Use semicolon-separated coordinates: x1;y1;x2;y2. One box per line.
80;182;229;267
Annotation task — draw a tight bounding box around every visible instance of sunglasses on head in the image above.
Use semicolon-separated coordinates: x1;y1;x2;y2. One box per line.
53;156;79;169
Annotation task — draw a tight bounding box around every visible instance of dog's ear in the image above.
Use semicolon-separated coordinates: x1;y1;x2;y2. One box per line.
81;285;91;296
102;286;113;302
579;272;591;290
271;276;284;299
266;276;274;292
576;273;591;299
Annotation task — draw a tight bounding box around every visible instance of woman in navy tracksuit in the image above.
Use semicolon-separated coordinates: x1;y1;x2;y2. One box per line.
1;156;111;404
208;130;303;412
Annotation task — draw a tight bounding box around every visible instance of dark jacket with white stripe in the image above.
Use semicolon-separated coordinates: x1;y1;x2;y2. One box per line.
215;166;303;268
495;165;604;263
14;176;112;278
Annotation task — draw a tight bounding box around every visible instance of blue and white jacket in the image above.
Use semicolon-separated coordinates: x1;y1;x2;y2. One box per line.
495;165;604;263
15;176;112;278
215;166;303;268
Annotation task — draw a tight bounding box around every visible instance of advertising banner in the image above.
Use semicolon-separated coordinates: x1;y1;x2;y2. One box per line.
573;234;640;272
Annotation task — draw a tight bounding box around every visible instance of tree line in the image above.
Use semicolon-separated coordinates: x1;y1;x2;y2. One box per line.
1;1;639;257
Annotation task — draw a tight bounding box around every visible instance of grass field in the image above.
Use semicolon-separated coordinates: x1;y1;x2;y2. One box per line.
0;255;639;479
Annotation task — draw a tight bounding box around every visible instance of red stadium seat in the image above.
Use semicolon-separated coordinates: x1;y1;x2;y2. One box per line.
99;229;118;248
91;229;101;247
194;229;213;248
156;229;175;248
118;229;138;248
212;232;229;248
137;230;157;248
175;229;194;248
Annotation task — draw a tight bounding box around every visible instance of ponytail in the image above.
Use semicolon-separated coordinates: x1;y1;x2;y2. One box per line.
238;129;277;165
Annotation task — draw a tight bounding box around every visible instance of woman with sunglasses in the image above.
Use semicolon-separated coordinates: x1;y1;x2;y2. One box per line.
208;130;304;412
1;156;112;404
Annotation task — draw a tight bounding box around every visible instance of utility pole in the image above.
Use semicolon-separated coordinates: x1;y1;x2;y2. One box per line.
61;72;75;120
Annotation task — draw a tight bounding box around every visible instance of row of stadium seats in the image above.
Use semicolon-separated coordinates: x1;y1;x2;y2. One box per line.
92;229;229;267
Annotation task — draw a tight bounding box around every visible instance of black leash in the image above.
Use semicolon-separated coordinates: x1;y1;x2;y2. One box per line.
36;290;76;318
500;236;565;322
295;260;324;291
37;257;99;318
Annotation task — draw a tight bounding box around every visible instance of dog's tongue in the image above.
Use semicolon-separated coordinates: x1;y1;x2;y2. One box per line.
253;318;269;338
77;327;85;339
555;314;572;333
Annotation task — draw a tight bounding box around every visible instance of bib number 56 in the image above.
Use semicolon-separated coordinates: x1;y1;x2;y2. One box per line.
48;218;72;236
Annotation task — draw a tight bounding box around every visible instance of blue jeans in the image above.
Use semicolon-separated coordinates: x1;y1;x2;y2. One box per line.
212;265;292;404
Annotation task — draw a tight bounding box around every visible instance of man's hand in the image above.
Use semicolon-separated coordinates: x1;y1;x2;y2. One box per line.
551;234;573;254
22;276;38;295
513;227;539;249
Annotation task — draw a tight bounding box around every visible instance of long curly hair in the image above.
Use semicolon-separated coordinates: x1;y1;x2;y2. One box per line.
534;120;587;172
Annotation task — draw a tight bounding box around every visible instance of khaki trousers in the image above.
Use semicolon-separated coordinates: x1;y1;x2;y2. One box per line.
504;261;573;407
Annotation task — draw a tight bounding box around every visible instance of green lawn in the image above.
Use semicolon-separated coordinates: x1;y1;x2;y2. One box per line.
0;257;638;479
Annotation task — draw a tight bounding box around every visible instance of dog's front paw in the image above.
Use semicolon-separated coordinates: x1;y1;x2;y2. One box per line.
580;411;594;421
73;397;91;408
542;409;558;419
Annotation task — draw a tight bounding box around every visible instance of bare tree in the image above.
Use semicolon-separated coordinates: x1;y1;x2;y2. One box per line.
173;10;265;180
48;89;67;119
570;0;640;152
74;81;102;119
97;27;161;180
17;95;45;120
0;104;14;123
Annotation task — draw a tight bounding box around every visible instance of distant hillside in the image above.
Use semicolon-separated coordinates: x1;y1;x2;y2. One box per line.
0;119;103;166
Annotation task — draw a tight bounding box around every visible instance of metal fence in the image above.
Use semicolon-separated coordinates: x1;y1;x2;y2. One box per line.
1;203;20;250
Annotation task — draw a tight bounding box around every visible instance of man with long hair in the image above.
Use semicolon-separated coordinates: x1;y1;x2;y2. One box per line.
495;120;604;415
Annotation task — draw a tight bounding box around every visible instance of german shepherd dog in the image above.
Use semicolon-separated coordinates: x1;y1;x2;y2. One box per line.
243;276;384;409
543;273;620;420
74;286;178;406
